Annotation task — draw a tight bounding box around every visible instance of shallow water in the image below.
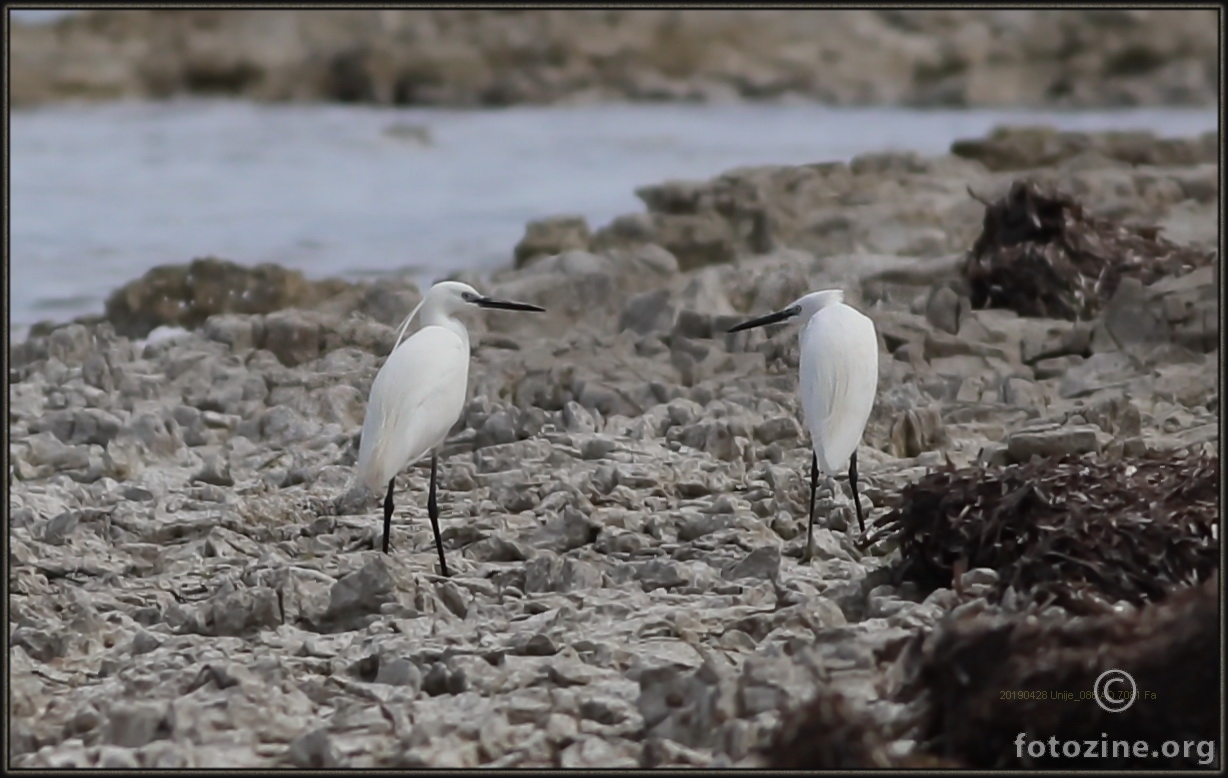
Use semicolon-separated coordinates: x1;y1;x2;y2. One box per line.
10;9;75;23
9;99;1217;340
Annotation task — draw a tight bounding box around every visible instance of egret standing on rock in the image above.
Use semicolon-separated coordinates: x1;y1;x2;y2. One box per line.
728;289;879;559
356;281;545;576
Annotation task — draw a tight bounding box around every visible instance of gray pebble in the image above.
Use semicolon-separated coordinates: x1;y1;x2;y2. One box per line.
1007;424;1106;462
375;658;423;690
924;285;963;334
47;324;94;365
422;661;468;696
262;310;323;367
103;702;172;749
619;288;675;335
323;558;396;628
12;627;70;662
42;510;81;545
23;432;92;474
287;728;339;769
562;401;597;433
580;435;617;460
475;410;518;449
131;630;162;655
171;405;208;446
192;454;234;487
722;546;780;582
97;746;141;769
672;309;714;340
576;383;620;415
752;416;801;445
203;314;258;351
122;485;156;501
202;587;282;637
524;553;604;593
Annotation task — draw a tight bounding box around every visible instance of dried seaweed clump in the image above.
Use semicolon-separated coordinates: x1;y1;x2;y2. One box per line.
869;450;1218;612
899;575;1218;768
962;180;1214;320
767;686;958;769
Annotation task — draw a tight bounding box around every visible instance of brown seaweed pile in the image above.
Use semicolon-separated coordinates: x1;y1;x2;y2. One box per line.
766;687;959;769
867;450;1219;613
962;179;1214;320
898;575;1219;768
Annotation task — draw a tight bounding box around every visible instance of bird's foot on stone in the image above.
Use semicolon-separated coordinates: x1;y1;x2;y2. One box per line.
800;542;816;564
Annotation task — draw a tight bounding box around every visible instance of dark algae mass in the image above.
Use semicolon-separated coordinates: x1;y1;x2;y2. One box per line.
963;179;1215;321
868;449;1218;612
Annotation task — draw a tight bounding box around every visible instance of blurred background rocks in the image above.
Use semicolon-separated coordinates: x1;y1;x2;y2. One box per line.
11;10;1219;109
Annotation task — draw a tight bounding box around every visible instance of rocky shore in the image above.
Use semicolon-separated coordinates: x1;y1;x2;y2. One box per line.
9;126;1220;768
11;9;1219;109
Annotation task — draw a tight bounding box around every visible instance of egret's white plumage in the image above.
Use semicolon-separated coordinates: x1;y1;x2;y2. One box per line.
728;288;879;553
795;290;879;476
356;325;468;493
356;280;544;573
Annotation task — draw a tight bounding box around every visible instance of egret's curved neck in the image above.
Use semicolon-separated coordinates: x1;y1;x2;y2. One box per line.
419;299;470;345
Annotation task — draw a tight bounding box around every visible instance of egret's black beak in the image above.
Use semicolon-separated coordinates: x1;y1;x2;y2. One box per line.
475;297;546;313
726;306;799;333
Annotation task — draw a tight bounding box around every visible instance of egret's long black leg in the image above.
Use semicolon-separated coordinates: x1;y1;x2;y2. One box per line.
849;451;865;534
382;478;396;553
428;453;450;577
804;450;819;562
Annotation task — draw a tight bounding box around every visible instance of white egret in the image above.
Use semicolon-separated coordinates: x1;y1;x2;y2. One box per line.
357;281;545;576
727;289;879;557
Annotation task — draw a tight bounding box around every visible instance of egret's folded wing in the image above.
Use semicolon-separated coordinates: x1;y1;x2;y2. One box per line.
799;306;879;474
356;327;469;491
